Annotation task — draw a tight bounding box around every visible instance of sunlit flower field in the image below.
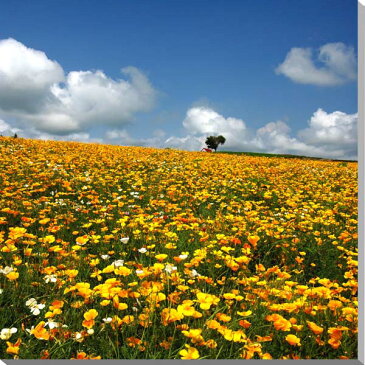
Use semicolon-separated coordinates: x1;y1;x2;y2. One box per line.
0;137;358;359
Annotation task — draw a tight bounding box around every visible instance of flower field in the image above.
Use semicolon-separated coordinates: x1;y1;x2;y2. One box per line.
0;137;358;359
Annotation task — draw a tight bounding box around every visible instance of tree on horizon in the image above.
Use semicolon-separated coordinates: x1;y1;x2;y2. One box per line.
205;135;226;151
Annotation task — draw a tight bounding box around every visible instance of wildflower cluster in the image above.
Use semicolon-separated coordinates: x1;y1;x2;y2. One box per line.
0;137;358;359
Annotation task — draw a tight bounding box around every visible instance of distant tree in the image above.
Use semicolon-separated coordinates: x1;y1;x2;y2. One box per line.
205;135;226;151
13;133;18;138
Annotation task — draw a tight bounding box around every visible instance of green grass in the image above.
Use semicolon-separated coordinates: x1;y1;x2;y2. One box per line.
218;150;356;162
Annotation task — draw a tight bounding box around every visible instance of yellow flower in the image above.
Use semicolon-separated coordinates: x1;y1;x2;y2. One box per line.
84;309;98;321
155;254;168;262
262;353;273;359
179;345;200;359
76;235;89;245
285;334;301;346
6;271;19;281
177;301;196;316
196;292;219;310
182;329;204;343
161;308;184;326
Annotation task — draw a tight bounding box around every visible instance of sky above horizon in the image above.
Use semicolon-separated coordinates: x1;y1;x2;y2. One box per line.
0;0;358;159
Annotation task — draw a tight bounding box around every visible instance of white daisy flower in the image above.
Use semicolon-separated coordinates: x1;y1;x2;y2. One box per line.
165;264;177;274
112;260;124;268
25;298;37;307
45;320;60;329
0;327;17;340
43;274;57;283
190;269;200;278
0;266;14;275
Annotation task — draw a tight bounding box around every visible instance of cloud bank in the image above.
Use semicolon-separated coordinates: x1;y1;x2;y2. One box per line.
150;106;357;160
276;42;357;86
0;38;157;135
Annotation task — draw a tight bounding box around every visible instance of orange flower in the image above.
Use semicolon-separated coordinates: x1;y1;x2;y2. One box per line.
327;300;343;311
6;338;21;355
273;318;292;332
76;235;89;245
31;321;50;340
216;313;232;322
247;235;260;247
127;337;142;347
50;300;64;310
239;319;251;328
72;352;101;359
206;319;221;329
328;338;341;349
307;321;324;335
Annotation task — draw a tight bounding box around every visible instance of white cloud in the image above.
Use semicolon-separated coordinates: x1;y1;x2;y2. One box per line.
276;42;357;86
298;108;357;157
0;38;64;113
164;135;205;151
0;119;20;135
104;128;165;148
183;106;246;135
162;106;357;159
0;38;157;134
0;124;103;144
181;106;250;150
0;119;11;133
105;129;132;141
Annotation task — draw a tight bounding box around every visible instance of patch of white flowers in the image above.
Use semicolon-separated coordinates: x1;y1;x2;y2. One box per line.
25;298;45;316
112;260;124;268
43;274;57;283
0;327;17;340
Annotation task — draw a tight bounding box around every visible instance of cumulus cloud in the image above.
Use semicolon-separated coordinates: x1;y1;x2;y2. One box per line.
298;108;357;157
164;135;205;151
0;119;20;135
276;42;357;86
181;106;251;150
105;129;133;142
162;106;357;160
0;38;64;113
104;128;168;148
0;38;157;135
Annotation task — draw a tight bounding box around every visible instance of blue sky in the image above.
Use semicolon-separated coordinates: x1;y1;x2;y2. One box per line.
0;0;358;159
